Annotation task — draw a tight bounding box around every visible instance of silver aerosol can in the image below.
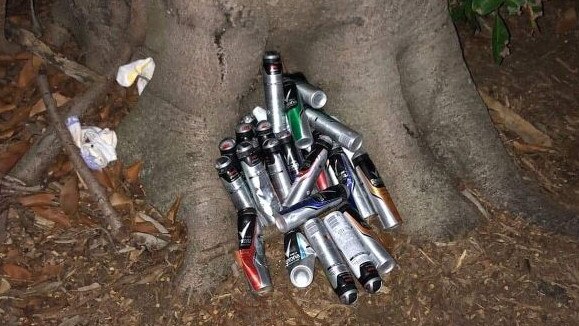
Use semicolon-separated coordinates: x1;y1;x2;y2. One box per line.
236;207;273;295
284;73;327;109
277;130;303;182
323;211;382;293
340;205;397;275
302;218;358;305
256;120;275;147
218;137;241;172
352;151;402;229
329;145;376;220
215;156;255;211
262;51;287;134
237;141;281;226
282;136;333;207
304;108;362;152
275;184;348;233
284;229;316;288
262;138;292;201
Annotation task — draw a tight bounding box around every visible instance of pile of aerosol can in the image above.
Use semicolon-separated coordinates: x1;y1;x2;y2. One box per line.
214;51;402;305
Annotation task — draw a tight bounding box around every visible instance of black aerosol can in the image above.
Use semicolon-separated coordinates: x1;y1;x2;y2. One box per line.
236;207;273;295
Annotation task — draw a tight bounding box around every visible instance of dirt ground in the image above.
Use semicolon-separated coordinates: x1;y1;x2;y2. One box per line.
0;1;578;325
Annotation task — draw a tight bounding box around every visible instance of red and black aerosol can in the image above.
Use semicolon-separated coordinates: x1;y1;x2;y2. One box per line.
235;207;273;295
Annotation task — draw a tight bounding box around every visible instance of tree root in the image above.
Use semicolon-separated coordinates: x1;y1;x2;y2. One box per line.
37;69;125;239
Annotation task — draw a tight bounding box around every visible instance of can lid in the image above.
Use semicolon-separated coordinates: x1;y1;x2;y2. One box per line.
262;138;280;152
236;141;255;159
214;156;231;171
277;130;293;144
239;114;256;126
237;207;257;216
218;137;236;153
263;51;281;63
256;120;273;135
235;123;254;135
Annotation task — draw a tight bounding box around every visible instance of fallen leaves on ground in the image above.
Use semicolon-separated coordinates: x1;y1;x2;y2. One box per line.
30;206;71;227
60;175;79;216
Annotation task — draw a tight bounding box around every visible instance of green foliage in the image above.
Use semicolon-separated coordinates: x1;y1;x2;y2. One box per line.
492;13;509;64
449;0;543;64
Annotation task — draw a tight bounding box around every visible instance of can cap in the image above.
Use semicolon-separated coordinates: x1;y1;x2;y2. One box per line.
236;141;255;159
256;120;273;135
239;114;256;126
263;51;281;63
214;156;231;171
219;137;237;154
277;130;293;144
262;138;281;153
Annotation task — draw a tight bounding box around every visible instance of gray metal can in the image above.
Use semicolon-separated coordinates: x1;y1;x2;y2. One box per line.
214;156;254;210
284;229;316;288
304;108;362;152
237;141;281;226
302;218;358;305
329;146;376;220
340;206;397;275
275;184;348;233
262;51;288;134
352;151;402;229
282;137;333;207
277;130;303;182
262;138;292;201
323;211;382;293
284;73;327;109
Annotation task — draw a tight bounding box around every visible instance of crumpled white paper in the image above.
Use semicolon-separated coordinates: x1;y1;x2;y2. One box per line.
116;57;155;95
66;116;117;170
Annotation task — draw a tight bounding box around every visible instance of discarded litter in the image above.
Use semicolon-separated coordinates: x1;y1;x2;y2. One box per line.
215;51;403;305
66;116;117;170
116;57;156;95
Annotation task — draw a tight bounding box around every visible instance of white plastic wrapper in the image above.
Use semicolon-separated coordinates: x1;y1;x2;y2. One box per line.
116;57;156;95
66;116;117;170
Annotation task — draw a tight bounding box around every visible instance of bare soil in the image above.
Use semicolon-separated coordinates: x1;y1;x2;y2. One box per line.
0;0;577;325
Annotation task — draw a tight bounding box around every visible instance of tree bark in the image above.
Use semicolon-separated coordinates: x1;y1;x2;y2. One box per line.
48;0;577;296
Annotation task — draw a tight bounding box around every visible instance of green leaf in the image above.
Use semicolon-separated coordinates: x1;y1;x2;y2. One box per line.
505;0;526;15
472;0;505;15
464;0;480;30
450;3;466;22
492;13;510;64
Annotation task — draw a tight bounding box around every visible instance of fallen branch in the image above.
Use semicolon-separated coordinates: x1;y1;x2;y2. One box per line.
37;69;125;238
7;27;103;83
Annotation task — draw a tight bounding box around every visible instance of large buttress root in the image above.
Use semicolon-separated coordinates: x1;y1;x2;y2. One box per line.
270;5;481;239
116;1;267;295
396;2;578;235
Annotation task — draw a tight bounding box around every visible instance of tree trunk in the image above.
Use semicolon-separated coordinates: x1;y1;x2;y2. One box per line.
49;0;577;296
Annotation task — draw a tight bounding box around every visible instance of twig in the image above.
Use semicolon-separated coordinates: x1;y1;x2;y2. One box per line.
37;69;125;239
0;177;43;193
0;0;19;53
7;27;103;83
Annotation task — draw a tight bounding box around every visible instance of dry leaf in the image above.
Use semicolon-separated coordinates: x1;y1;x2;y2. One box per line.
0;106;32;132
0;129;15;140
36;264;63;283
0;141;30;175
511;140;555;154
30;206;71;227
0;278;10;295
17;59;37;88
0;103;16;114
93;169;113;189
556;7;577;34
29;93;71;117
104;161;123;190
124;160;143;184
110;192;133;212
479;91;553;147
17;193;57;207
60;175;79;216
1;263;33;281
132;221;161;235
136;212;169;234
165;195;182;224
